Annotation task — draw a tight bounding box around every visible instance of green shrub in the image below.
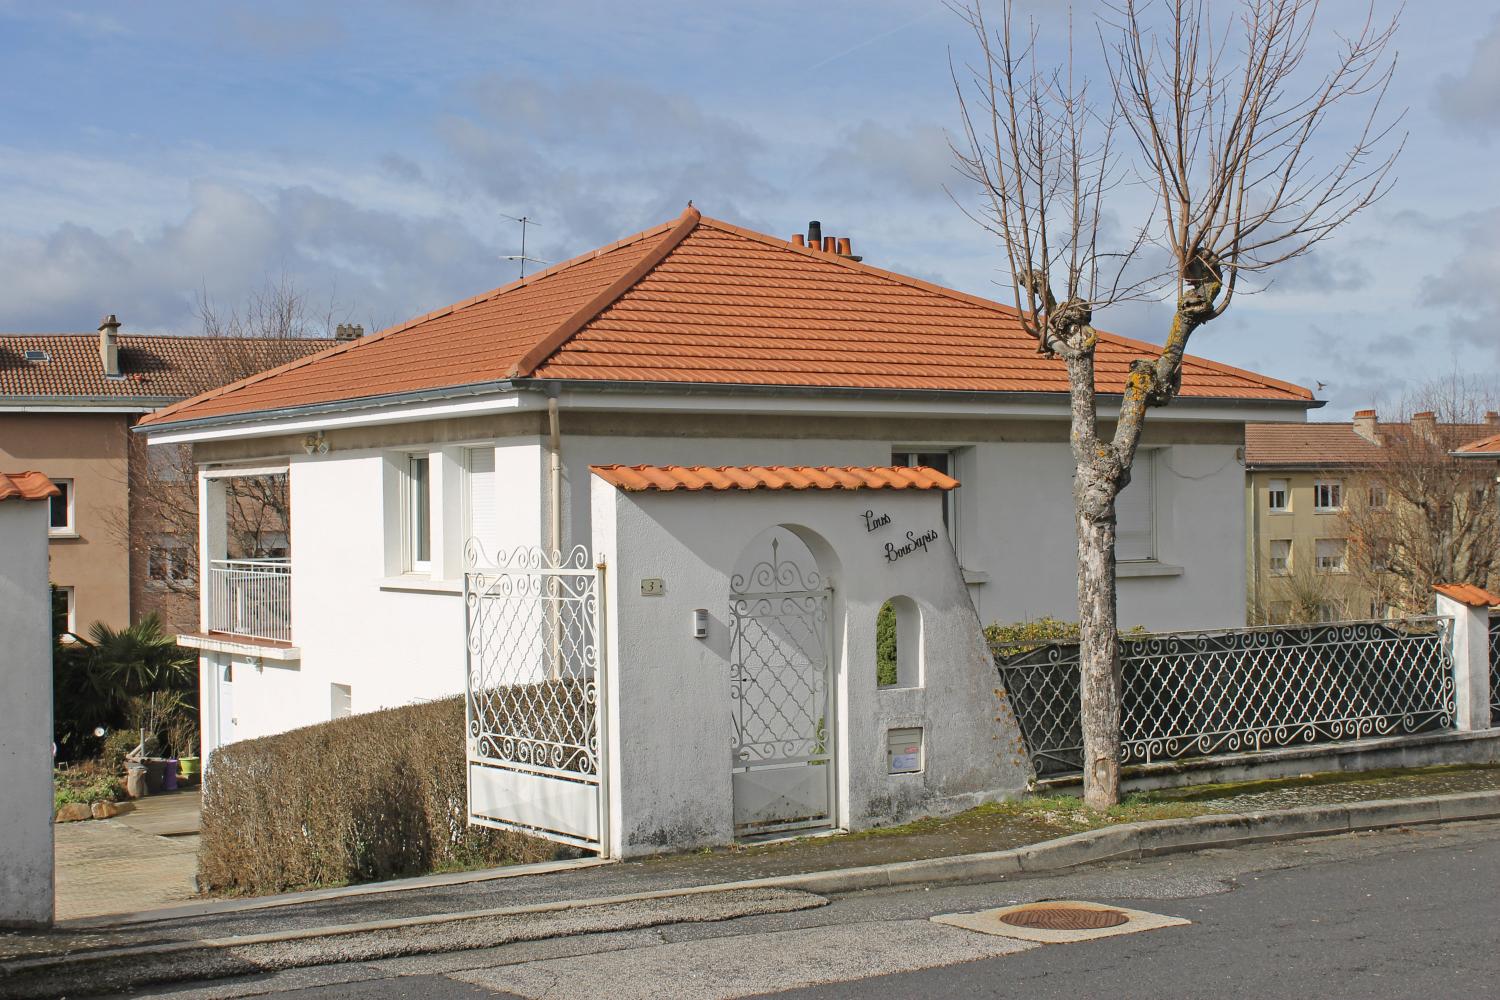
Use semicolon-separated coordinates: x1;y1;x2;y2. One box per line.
198;696;561;896
986;618;1148;655
53;763;125;810
876;600;898;687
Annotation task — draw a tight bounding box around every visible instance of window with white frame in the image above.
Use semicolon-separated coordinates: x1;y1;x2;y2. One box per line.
406;454;432;572
49;478;74;535
1316;600;1344;623
1314;479;1343;512
891;449;957;541
1315;537;1347;573
1268;539;1292;575
1266;478;1289;512
1116;450;1156;561
1368;484;1388;510
464;446;497;555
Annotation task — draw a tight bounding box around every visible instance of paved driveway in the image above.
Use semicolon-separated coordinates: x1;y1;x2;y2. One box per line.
54;788;201;921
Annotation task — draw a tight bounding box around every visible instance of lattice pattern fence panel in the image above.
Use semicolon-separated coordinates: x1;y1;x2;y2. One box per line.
1489;613;1499;727
995;618;1457;779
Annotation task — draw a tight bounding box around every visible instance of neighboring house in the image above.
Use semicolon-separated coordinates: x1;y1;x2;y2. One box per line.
134;207;1316;756
1245;409;1500;622
0;320;334;634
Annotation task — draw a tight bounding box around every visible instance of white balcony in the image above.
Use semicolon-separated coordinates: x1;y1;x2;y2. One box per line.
207;558;291;643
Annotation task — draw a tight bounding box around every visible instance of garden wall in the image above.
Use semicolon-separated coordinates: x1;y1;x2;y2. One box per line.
199;696;560;895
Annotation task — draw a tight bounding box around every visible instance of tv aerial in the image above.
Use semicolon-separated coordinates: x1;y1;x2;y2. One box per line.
501;214;549;279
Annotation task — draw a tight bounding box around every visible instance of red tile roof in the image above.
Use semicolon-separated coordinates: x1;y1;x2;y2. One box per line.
1455;432;1500;457
1433;583;1500;608
0;334;332;403
0;471;61;503
591;464;960;492
140;207;1313;429
1247;421;1500;467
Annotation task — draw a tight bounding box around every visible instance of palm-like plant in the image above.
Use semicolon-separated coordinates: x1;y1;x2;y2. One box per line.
53;614;198;761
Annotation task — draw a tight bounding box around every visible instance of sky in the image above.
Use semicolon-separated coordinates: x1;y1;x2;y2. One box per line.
1;0;1496;419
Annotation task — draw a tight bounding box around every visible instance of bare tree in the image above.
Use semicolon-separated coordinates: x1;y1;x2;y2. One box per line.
1343;382;1500;614
952;0;1402;806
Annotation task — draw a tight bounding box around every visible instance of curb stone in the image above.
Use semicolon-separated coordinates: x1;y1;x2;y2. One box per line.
4;789;1498;994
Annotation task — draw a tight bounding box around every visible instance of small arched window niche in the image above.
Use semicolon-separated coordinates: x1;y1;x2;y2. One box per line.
876;596;923;690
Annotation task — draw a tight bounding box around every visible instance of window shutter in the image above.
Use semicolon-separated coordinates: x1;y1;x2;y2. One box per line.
1116;451;1155;561
466;447;497;552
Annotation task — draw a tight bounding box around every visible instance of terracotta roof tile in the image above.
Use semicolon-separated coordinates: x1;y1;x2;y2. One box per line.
1433;583;1500;608
0;334;332;402
1455;432;1500;457
590;464;960;492
141;208;1313;429
1246;421;1499;467
0;471;61;503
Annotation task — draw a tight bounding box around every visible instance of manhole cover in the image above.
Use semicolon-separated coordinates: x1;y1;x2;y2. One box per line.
999;905;1129;930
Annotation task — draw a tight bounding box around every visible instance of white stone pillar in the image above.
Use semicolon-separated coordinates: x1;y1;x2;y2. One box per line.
1435;586;1496;732
0;494;55;926
198;472;228;632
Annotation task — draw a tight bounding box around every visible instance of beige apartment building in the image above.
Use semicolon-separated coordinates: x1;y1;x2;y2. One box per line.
0;319;333;634
1245;409;1500;623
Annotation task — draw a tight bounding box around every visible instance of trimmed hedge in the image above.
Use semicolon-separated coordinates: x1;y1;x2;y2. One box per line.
199;696;562;895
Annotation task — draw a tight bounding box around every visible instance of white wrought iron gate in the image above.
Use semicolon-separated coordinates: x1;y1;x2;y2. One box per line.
464;544;607;853
729;536;836;837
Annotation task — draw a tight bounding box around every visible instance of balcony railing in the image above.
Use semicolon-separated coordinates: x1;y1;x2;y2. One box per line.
207;558;291;643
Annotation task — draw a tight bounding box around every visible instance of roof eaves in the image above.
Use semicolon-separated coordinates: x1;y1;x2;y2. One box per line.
133;377;527;436
512;205;702;378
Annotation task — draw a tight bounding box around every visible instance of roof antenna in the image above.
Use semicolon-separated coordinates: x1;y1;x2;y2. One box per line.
500;214;550;279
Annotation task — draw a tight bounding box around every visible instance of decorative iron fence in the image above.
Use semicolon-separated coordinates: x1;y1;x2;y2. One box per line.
1489;613;1498;726
207;558;291;643
995;618;1456;778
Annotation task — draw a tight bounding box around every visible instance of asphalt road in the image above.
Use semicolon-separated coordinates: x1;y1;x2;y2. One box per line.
131;819;1500;1000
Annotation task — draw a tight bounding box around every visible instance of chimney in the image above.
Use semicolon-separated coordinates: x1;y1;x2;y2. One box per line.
1485;410;1500;428
98;314;121;377
806;220;822;247
1410;410;1437;441
334;323;364;342
1352;408;1379;444
790;233;805;248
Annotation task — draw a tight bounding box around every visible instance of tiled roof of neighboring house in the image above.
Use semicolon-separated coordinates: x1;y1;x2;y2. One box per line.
1244;423;1387;467
1245;418;1500;468
139;207;1313;429
0;471;61;502
1455;432;1500;457
0;334;332;403
1433;583;1500;608
590;464;960;492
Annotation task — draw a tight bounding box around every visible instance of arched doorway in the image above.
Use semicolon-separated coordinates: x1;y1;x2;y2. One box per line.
728;526;837;838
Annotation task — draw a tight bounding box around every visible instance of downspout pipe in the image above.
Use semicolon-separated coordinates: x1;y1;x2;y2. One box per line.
548;392;562;558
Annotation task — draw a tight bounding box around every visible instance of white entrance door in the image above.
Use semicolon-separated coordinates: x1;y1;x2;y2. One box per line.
217;661;236;746
729;533;837;838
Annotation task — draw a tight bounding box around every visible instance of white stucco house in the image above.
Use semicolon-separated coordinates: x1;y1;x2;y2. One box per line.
137;207;1315;852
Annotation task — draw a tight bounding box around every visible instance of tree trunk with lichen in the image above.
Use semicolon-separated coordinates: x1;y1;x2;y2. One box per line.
1065;352;1127;809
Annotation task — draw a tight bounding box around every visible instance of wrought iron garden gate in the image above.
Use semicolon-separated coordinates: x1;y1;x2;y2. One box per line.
729;535;836;837
464;544;607;852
